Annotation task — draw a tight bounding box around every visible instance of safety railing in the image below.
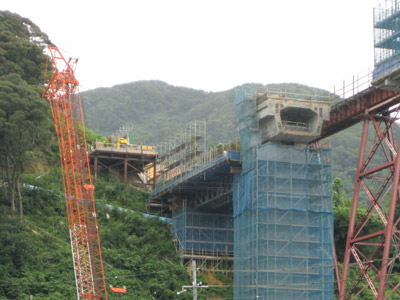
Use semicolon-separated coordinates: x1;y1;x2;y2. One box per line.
373;0;400;25
331;69;373;104
152;141;241;196
282;121;311;132
256;87;331;104
92;141;156;153
331;54;400;104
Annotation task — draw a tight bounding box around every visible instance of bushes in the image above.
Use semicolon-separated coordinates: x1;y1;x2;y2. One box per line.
0;168;191;299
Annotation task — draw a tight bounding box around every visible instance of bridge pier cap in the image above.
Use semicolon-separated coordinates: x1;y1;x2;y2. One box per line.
255;88;331;145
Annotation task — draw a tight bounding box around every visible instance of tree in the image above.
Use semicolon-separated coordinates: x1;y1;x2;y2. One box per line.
0;73;49;217
0;11;51;218
333;177;345;208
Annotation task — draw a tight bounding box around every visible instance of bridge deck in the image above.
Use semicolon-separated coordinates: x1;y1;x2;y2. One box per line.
150;151;241;211
316;87;400;142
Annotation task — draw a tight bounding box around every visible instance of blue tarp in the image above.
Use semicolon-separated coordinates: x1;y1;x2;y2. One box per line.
233;85;334;300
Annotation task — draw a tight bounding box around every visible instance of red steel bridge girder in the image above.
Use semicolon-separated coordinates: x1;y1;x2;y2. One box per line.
319;88;400;141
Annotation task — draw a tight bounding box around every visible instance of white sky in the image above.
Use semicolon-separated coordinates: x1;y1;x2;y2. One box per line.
1;0;384;92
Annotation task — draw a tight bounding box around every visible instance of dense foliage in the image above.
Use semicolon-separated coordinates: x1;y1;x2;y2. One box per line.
0;11;50;84
332;178;400;299
0;11;53;218
0;169;233;299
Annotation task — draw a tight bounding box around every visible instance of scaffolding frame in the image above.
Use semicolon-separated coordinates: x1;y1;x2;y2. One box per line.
373;0;400;80
172;204;234;264
234;85;334;300
151;119;241;198
157;120;206;184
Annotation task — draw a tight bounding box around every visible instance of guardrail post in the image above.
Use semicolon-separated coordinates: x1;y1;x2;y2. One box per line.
343;80;345;99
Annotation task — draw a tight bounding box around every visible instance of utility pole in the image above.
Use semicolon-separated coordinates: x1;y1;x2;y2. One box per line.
177;260;208;299
192;260;197;300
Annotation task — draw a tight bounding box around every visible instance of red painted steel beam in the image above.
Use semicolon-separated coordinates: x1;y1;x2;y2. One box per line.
339;105;400;299
339;119;369;300
315;88;400;142
360;161;394;178
377;131;400;299
351;230;386;243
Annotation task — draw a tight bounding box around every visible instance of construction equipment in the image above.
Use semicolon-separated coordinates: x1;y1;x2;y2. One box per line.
117;137;129;148
43;45;107;299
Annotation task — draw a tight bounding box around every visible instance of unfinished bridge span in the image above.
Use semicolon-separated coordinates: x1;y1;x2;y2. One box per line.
148;1;400;298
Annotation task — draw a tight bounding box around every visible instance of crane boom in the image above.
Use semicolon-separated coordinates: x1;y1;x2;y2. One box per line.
43;45;108;300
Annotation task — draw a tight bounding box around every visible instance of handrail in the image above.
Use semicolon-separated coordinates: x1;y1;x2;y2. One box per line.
282;121;311;131
331;69;372;104
256;87;331;104
93;141;156;152
152;149;241;196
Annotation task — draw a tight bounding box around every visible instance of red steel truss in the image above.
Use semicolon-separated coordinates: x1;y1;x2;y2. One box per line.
318;88;400;141
339;101;400;299
43;46;107;300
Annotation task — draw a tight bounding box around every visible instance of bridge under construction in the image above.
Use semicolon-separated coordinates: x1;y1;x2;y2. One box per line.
148;1;400;299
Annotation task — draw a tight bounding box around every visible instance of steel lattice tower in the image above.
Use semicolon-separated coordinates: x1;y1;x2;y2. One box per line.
339;106;400;299
43;46;107;300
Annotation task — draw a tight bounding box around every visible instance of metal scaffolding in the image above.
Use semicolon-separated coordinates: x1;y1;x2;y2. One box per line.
172;204;234;261
373;0;400;80
234;85;334;299
156;120;206;185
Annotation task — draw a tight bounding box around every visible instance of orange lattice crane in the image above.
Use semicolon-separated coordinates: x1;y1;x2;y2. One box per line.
43;45;108;300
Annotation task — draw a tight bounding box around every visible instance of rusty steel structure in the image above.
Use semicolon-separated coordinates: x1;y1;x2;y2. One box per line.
336;93;400;299
43;46;107;299
320;88;400;140
313;71;400;298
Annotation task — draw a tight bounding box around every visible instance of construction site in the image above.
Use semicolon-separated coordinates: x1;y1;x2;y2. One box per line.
146;0;400;298
36;0;400;299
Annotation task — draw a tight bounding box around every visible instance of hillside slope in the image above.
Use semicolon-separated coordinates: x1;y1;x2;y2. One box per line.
81;80;236;145
82;81;361;196
81;81;331;145
0;169;207;300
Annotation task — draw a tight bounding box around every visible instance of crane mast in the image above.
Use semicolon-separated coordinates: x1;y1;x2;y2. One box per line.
43;46;107;300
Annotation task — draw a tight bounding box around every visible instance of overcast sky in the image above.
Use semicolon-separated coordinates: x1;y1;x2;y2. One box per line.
2;0;384;92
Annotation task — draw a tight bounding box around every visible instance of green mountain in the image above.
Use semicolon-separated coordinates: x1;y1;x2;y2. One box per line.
81;81;332;145
81;80;237;145
81;80;361;196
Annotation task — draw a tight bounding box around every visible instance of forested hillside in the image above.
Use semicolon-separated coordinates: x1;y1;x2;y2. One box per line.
0;169;202;299
0;11;229;300
81;80;237;144
82;81;365;197
81;81;331;145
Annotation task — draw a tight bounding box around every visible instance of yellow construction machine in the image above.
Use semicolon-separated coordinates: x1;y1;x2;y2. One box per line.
117;137;129;148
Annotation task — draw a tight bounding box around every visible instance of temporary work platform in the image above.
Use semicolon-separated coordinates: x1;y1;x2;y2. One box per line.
89;142;157;189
